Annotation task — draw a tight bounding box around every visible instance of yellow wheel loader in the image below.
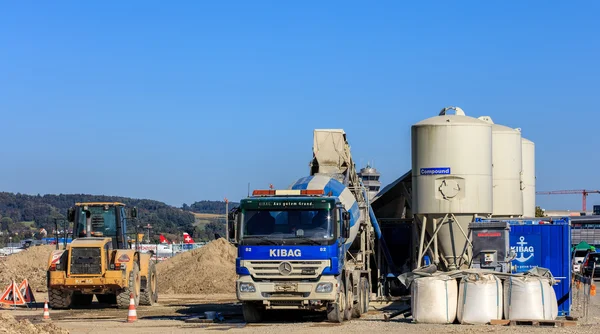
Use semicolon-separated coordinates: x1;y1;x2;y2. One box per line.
46;202;158;309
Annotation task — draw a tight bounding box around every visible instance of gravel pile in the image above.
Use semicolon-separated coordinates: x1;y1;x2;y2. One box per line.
156;238;237;294
0;245;55;293
0;312;69;334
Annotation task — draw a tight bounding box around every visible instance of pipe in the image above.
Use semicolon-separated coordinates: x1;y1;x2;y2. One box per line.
432;218;438;264
86;212;92;238
368;204;397;275
368;205;383;239
417;216;426;268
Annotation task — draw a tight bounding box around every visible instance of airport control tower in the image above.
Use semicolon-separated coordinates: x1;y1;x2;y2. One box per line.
358;164;381;202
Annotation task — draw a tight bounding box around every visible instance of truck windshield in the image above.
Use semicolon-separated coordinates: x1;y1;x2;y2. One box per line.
242;209;334;242
75;206;117;238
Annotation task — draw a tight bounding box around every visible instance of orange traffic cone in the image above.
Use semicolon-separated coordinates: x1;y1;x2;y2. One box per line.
591;284;596;296
43;299;50;321
127;293;137;323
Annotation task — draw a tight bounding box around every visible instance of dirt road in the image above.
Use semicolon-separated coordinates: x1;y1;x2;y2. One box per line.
5;290;600;334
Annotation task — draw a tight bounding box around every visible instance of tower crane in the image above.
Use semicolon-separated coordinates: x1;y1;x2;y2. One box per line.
536;189;600;212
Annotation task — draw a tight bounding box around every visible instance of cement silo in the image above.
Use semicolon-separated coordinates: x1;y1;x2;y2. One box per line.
478;116;523;217
521;138;536;217
412;107;493;270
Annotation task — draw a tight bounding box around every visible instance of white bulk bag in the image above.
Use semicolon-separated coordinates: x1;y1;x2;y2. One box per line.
504;276;558;320
411;275;458;324
457;273;503;324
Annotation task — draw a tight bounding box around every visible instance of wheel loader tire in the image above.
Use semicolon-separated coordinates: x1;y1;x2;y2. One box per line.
327;289;345;323
49;288;72;309
242;302;264;323
72;293;93;307
140;261;158;306
117;262;141;309
96;294;117;305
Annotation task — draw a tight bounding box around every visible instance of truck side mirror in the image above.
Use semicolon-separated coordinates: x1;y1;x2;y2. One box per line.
228;220;236;240
228;209;239;241
342;212;351;239
131;207;138;218
67;208;75;222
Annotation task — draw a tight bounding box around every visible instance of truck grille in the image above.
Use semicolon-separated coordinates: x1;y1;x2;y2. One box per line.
245;260;329;279
70;247;102;275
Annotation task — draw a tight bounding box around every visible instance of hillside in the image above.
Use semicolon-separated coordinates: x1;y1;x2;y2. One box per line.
0;192;195;241
184;200;240;214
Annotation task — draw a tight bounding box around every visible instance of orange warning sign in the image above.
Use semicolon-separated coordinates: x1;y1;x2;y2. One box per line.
0;281;26;306
18;279;35;303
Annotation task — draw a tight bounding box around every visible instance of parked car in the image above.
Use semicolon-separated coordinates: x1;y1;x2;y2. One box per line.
581;252;600;278
573;249;592;273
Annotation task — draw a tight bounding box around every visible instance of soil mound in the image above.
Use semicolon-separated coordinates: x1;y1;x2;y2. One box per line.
156;238;237;294
0;312;69;334
0;245;55;293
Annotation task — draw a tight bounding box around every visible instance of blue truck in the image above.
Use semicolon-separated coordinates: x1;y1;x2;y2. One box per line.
228;129;394;323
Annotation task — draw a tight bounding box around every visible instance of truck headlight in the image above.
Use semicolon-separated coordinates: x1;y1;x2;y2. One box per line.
239;283;255;293
315;283;333;293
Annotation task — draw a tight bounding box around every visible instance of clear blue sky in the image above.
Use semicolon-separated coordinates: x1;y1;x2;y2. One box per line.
1;1;599;211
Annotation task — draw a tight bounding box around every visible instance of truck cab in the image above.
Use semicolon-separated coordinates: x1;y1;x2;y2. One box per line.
232;189;354;322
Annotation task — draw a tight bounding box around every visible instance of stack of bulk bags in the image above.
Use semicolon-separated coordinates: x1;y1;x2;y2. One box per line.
457;273;503;324
504;276;558;320
411;275;457;324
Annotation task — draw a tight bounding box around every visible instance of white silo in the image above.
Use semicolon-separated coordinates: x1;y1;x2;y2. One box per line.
521;138;536;217
478;116;523;217
412;107;493;271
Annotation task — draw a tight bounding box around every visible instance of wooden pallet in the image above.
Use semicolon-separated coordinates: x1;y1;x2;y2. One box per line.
490;319;577;327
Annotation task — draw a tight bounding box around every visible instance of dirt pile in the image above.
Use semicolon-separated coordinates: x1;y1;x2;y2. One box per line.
0;245;55;293
156;238;237;294
0;312;69;334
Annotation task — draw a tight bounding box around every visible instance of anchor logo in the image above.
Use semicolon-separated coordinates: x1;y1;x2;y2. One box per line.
513;236;534;263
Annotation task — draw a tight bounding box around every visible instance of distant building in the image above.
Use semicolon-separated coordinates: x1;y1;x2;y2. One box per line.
544;210;592;217
358;164;381;202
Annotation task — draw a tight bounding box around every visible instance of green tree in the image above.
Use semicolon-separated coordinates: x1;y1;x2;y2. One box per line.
1;217;13;231
535;206;545;217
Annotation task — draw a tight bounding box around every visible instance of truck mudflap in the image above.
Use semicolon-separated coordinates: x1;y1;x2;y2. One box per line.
236;275;338;309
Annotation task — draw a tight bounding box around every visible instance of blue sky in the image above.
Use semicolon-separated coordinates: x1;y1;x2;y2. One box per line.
1;1;598;210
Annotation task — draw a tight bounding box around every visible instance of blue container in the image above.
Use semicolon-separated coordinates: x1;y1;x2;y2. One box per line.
508;219;572;316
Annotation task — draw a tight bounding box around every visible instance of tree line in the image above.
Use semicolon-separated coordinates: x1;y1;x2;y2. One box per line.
182;200;240;214
0;192;195;238
0;192;243;244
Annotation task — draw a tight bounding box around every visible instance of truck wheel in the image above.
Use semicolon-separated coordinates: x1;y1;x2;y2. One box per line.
242;302;264;323
49;288;72;309
140;261;158;306
360;277;370;314
352;282;362;318
327;290;345;323
117;262;141;309
96;294;117;305
344;287;354;320
72;293;93;307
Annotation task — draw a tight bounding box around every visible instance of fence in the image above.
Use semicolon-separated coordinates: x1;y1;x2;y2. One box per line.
133;242;208;262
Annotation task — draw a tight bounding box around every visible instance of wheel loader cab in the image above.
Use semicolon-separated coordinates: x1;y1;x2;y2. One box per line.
69;203;130;249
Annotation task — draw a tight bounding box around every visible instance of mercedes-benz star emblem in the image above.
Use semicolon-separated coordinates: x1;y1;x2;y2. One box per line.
278;262;293;276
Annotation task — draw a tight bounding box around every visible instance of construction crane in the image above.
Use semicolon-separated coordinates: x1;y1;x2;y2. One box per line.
536;189;600;212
